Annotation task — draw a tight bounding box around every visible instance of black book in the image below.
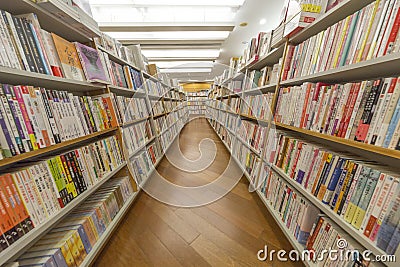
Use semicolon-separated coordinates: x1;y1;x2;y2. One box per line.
11;16;37;72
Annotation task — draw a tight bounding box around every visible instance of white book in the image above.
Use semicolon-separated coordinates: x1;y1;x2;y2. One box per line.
376;0;400;58
34;89;56;145
367;0;392;60
0;13;21;70
0;92;20;154
19;170;46;224
359;173;386;233
3;11;30;71
375;77;400;146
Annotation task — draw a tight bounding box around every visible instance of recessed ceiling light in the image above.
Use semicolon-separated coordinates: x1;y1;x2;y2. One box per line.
259;18;267;25
239;22;248;27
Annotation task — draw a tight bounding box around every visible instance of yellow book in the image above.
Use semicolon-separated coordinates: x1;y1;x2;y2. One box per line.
56;156;78;198
356;0;381;62
332;16;351;68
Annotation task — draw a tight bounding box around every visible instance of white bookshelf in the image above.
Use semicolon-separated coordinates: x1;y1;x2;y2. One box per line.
0;163;127;266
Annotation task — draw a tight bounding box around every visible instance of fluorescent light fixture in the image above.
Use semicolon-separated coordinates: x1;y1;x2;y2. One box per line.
143;49;220;58
152;61;214;69
90;0;245;6
106;31;230;40
259;18;267;25
160;68;212;73
91;6;237;23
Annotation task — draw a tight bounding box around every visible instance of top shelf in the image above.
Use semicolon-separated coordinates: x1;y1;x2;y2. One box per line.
0;66;107;93
0;0;100;43
97;46;142;72
289;0;375;44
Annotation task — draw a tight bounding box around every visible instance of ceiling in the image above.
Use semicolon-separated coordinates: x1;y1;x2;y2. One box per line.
89;0;285;82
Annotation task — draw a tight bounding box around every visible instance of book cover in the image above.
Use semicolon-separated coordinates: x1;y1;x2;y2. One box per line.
74;42;108;82
51;33;85;81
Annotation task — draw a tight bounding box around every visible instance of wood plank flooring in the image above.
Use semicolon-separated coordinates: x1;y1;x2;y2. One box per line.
94;118;304;267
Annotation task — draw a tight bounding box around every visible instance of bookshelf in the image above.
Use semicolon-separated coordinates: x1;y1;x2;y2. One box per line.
0;162;126;266
0;2;188;265
0;0;100;43
207;1;400;266
0;127;118;170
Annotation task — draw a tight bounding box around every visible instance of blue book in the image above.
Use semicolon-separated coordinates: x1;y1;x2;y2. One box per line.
383;97;400;147
322;158;346;204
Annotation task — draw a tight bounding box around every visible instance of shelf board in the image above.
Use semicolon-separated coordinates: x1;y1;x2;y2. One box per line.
0;0;99;43
121;117;150;128
270;164;389;262
290;0;375;44
239;114;269;126
274;122;400;164
0;127;118;170
80;191;138;267
128;136;156;159
108;85;146;97
236;136;262;156
153;112;169;118
0;162;127;265
148;94;163;100
246;45;286;71
280;53;400;86
243;83;278;95
0;66;107;92
97;46;141;72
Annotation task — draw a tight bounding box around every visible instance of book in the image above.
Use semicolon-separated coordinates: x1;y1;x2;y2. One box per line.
74;42;108;82
51;33;85;81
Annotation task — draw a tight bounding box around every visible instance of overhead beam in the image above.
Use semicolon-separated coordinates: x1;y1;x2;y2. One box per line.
146;57;217;61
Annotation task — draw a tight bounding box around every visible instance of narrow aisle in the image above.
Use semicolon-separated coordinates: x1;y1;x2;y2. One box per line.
94;118;302;267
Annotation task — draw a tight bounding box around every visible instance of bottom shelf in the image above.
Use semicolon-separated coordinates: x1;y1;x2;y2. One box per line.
80;191;139;266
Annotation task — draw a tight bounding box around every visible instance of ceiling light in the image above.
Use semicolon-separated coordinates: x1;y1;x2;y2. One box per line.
239;22;248;27
259;18;267;25
106;31;230;40
151;61;214;68
142;49;220;58
160;68;212;73
90;0;245;6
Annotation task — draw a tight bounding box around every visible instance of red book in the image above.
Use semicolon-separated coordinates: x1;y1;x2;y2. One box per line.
385;6;400;54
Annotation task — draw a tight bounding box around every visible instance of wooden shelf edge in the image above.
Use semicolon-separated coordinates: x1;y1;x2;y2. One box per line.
0;127;118;169
0;162;127;265
274;122;400;160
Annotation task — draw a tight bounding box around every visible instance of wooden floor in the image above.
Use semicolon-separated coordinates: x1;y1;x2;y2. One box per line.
94;118;303;267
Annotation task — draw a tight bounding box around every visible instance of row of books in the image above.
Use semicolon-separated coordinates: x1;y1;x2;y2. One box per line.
0;135;124;251
260;169;320;246
241;93;274;121
130;151;152;187
282;0;400;81
274;77;400;150
159;119;185;151
94;32;146;71
233;142;261;183
14;176;135;267
153;111;181;135
211;119;233;149
112;95;149;125
237;120;267;154
265;132;400;253
147;80;169;97
122;120;153;157
163;100;180;113
242;64;280;90
240;31;274;67
151;100;165;116
101;55;143;91
147;140;163;165
0;85;118;159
